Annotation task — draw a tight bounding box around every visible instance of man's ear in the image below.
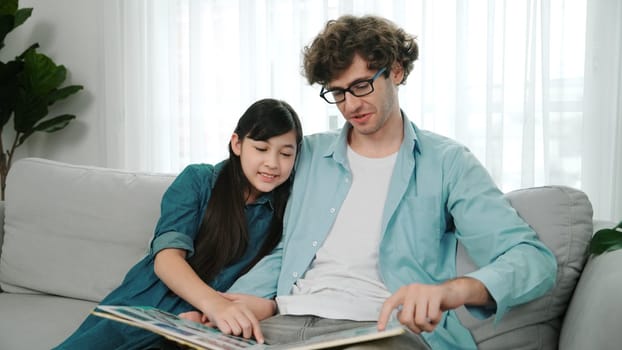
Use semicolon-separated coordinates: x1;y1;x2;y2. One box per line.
231;133;242;156
391;62;405;84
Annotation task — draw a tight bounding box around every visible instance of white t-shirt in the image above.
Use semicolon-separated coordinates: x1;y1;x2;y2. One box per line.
277;146;397;321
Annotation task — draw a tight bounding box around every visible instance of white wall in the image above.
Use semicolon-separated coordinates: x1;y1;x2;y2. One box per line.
0;0;104;167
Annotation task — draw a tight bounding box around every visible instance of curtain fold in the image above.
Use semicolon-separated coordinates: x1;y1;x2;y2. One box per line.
582;0;622;221
98;0;621;221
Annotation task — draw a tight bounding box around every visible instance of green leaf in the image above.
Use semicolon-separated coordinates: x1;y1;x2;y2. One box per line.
0;59;23;127
13;91;48;132
21;49;67;95
589;227;622;255
0;14;15;47
18;42;38;57
13;8;32;28
33;114;75;132
0;4;31;50
16;114;74;146
46;84;83;105
12;47;81;134
0;1;18;16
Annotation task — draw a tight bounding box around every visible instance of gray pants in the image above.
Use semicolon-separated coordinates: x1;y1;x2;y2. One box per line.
260;315;431;349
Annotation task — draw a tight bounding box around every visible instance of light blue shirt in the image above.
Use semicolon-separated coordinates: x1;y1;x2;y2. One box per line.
229;114;557;349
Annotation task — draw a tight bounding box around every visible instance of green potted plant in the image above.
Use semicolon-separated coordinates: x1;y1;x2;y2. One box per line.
0;0;83;199
589;221;622;255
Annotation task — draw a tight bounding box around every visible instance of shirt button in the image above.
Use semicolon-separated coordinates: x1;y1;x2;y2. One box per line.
312;241;318;247
329;208;336;213
292;272;298;278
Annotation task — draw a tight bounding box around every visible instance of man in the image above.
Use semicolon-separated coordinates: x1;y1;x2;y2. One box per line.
228;15;557;349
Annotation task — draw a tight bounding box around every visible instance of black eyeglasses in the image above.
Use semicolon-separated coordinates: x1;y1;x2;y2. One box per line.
319;67;387;104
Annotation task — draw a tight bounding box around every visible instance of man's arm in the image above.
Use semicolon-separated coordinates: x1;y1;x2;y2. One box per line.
378;142;556;334
445;147;557;321
438;133;555;323
227;242;284;298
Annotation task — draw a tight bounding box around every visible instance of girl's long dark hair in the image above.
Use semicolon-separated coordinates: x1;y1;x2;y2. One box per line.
188;98;303;284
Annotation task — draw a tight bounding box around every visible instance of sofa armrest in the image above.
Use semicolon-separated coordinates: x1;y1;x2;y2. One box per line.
560;249;622;349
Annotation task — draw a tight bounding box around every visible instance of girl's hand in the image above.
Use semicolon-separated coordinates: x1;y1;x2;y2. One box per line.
153;249;266;342
218;293;277;321
202;296;265;343
179;311;209;324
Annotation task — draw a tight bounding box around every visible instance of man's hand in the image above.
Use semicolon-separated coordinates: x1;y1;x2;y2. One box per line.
377;277;491;333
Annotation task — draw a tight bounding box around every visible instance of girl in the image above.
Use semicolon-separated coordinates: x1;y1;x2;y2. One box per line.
54;98;303;349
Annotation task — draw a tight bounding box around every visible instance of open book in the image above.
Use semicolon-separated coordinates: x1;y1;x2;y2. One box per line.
92;305;406;350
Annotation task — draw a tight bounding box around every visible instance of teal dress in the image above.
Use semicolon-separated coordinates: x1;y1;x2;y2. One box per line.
54;162;275;350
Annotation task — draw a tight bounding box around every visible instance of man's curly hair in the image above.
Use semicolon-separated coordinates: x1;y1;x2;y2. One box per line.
302;15;419;86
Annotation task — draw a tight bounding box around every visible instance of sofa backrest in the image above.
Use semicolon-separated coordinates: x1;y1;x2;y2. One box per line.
0;158;175;302
456;185;594;349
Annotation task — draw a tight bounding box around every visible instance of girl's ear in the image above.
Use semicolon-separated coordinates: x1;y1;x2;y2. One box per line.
231;133;242;156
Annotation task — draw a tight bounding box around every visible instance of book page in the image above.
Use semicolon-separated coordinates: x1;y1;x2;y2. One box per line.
93;305;405;350
93;305;262;350
267;323;405;350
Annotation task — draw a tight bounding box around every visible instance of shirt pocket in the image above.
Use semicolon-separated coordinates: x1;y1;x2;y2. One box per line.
390;194;446;274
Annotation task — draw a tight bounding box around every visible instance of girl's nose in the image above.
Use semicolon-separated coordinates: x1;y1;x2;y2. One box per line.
265;153;279;168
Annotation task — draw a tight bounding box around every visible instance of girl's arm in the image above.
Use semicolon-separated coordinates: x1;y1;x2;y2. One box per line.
219;292;277;321
153;248;266;343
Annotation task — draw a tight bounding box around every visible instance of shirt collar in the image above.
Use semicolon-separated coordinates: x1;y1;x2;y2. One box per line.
322;126;349;164
252;192;274;207
401;111;421;156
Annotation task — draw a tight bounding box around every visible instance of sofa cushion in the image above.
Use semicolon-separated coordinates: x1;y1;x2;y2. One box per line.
0;158;175;302
559;249;622;350
456;185;593;349
0;293;96;350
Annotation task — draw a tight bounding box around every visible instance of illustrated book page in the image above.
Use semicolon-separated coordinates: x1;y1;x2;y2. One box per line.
93;305;405;350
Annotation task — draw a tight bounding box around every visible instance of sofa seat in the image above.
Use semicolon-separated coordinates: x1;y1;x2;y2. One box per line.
0;293;96;349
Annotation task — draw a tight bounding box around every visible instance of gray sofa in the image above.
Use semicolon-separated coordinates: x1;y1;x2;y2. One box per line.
0;157;620;350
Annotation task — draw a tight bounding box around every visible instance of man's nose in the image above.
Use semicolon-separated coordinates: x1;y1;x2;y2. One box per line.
343;91;363;111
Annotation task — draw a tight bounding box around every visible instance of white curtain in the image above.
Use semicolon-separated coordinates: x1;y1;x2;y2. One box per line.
98;0;622;222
